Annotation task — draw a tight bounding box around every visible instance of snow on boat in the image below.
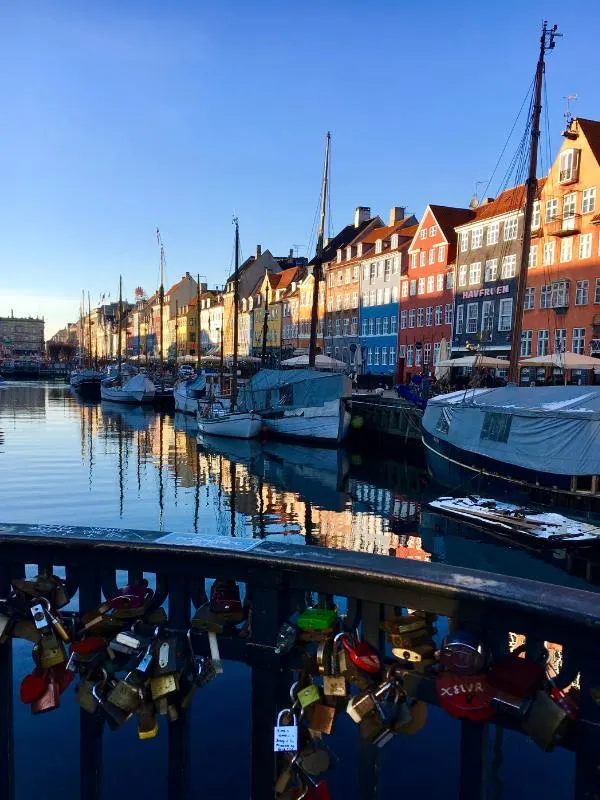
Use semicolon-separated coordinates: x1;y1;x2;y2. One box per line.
429;496;600;544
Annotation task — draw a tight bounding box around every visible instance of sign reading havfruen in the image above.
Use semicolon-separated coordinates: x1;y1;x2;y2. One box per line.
461;285;510;300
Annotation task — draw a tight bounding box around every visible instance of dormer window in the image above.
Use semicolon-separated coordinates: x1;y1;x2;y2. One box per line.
391;234;399;249
337;249;342;263
375;239;383;254
357;243;363;257
346;246;352;260
559;148;580;184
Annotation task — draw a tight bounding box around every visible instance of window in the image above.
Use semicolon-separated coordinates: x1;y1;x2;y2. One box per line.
596;278;600;304
460;231;469;252
367;348;373;366
335;295;342;311
429;249;435;265
369;263;376;283
579;233;593;259
374;347;380;365
393;255;400;273
484;259;498;282
427;275;435;293
410;252;417;269
481;300;494;331
353;265;359;282
383;287;391;304
537;329;549;356
563;193;577;219
400;310;407;329
406;345;413;367
529;245;538;268
469;262;482;285
361;319;367;336
352;291;358;307
481;413;512;443
363;265;369;281
337;271;343;285
543;241;555;266
375;240;382;254
401;282;408;298
554;328;567;353
351;316;357;335
343;294;350;309
399;344;406;359
429;225;437;237
370;290;376;306
551;280;569;308
545;198;558;222
458;265;468;287
408;310;415;328
559;148;579;183
504;217;518;240
524;287;535;310
362;292;369;307
435;305;442;325
576;280;589;305
426;307;433;326
573;327;586;354
434;342;441;364
409;280;417;296
327;297;333;312
521;330;532;357
466;303;478;334
420;229;427;239
418;278;425;295
498;298;513;331
436;273;444;292
419;251;426;266
369;318;374;336
471;227;483;249
415;347;422;367
382;317;389;334
376;289;383;305
375;318;381;335
486;221;499;245
445;304;453;324
424;342;431;365
391;285;399;302
532;201;541;229
540;284;552;309
501;255;517;279
446;272;454;289
391;234;399;250
416;308;424;327
582;187;596;214
390;315;397;334
384;260;391;281
335;319;341;336
438;246;445;263
560;237;573;263
389;346;396;366
343;318;349;335
327;320;332;336
381;347;387;365
455;304;464;334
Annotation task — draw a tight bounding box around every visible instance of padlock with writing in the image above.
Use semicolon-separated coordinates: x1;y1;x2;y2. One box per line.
274;708;299;753
436;670;496;721
150;636;180;702
92;677;133;731
107;671;145;712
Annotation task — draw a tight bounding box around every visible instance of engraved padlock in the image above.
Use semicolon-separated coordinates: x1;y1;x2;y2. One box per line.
150;636;180;701
107;672;144;712
91;677;133;731
439;630;487;674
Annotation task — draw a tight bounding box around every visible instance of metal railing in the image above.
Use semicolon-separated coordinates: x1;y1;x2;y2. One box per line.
0;521;599;799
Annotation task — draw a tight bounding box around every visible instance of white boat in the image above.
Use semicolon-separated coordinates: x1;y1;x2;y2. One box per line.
238;369;351;444
174;373;208;414
100;373;156;404
197;402;262;439
428;496;600;545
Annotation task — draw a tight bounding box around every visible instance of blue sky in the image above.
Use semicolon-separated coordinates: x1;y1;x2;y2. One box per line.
1;1;598;337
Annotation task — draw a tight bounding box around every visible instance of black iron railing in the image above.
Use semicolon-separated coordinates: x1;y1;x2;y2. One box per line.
0;522;599;799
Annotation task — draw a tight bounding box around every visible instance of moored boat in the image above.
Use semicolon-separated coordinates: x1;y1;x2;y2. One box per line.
197;401;262;439
174;372;208;414
100;373;156;404
70;368;103;399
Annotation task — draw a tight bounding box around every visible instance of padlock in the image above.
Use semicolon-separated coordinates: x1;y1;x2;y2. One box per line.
37;597;70;642
36;637;67;669
209;579;243;615
137;699;159;740
30;599;52;633
293;740;333;779
275;622;298;655
339;632;380;674
92;678;133;731
274;708;299;753
31;670;60;714
11;619;42;643
394;699;429;735
322;635;347;698
75;679;99;714
20;669;48;704
522;690;569;751
180;630;216;709
436;671;496;721
107;673;144;712
439;630;487;674
488;648;545;699
306;702;337;735
297;608;337;632
347;690;377;723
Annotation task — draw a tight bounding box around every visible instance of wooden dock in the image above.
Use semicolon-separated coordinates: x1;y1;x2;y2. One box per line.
350;394;423;444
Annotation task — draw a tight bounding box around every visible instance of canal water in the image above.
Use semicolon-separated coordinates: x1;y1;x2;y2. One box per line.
0;382;591;798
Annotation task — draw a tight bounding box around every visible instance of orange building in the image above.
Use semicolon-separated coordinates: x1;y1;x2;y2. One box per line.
522;117;600;380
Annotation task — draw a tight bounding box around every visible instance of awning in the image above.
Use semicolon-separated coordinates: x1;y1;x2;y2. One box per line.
519;351;600;369
280;354;347;370
435;355;509;368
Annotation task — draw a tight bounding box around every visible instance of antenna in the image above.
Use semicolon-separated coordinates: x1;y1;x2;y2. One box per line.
563;94;578;126
292;244;304;259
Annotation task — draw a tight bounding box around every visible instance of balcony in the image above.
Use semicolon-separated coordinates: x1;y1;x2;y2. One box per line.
0;521;599;799
547;213;582;237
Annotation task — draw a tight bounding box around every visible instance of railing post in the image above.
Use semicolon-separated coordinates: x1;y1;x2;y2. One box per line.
459;720;489;800
79;568;104;800
0;566;14;800
574;648;600;799
167;574;191;800
357;600;382;800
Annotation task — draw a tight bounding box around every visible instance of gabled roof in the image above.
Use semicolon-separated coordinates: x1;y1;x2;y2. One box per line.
428;205;476;238
454;179;546;226
310;218;377;266
573;118;600;164
359;216;417;245
165;273;196;296
274;266;301;291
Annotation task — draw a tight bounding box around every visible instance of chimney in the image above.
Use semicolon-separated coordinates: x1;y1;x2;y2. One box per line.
185;271;191;278
256;245;262;259
389;207;406;226
354;207;371;227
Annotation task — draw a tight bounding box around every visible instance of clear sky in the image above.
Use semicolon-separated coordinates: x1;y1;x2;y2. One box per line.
1;0;599;338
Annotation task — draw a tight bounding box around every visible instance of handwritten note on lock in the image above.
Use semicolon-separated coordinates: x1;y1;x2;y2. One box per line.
273;723;298;752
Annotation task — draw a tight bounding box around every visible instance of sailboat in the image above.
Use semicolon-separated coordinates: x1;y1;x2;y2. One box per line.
100;276;156;404
422;23;600;509
152;229;175;408
197;218;262;439
70;292;103;398
174;274;209;414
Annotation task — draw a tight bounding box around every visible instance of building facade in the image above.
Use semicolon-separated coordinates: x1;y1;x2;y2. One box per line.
0;314;44;357
400;205;473;375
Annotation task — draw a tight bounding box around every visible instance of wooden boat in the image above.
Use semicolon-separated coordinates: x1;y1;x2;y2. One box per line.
100;373;155;404
429;496;600;545
197;401;262;439
174;373;208;414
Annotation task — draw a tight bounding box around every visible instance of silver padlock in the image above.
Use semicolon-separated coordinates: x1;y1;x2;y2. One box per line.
439;630;486;674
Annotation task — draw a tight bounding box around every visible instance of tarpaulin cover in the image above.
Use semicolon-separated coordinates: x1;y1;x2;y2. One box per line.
238;369;351;412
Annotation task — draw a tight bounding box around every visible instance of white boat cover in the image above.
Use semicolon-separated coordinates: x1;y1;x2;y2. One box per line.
238;369;351;412
423;386;600;476
122;374;155;394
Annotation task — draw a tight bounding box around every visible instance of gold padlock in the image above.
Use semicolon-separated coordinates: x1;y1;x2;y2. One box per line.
37;639;67;669
150;673;179;701
107;676;143;712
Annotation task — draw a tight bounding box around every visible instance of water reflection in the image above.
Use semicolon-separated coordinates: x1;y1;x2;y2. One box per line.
1;382;599;593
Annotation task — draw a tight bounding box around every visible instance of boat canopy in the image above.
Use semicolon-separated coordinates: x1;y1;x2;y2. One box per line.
238;369;351;412
123;374;155;393
423;386;600;476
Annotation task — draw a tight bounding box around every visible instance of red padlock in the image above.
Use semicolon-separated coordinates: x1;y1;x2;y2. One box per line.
109;580;152;610
305;781;331;799
52;662;75;694
209;580;242;614
436;671;496;721
20;669;48;704
340;633;381;674
71;636;106;655
488;652;545;699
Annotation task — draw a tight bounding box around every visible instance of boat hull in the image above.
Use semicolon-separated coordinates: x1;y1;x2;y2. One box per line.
261;399;350;444
100;385;155;404
197;411;262;439
174;386;201;415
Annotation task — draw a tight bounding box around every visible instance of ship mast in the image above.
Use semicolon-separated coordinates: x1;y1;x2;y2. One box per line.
508;22;560;384
156;228;165;377
308;131;331;368
117;275;123;376
196;274;201;370
231;218;240;409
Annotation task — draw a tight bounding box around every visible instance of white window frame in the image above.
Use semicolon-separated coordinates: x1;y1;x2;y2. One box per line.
582;187;596;214
498;298;513;331
455;304;464;334
458;265;467;287
575;280;589;305
501;255;516;279
504;217;518;241
572;327;586;355
520;330;532;357
466;303;478;334
560;237;573;263
459;231;469;253
471;227;483;249
427;275;435;293
524;287;535;311
484;259;498;282
537;329;549;356
469;262;482;285
486;221;499;246
579;233;592;259
545;198;558;223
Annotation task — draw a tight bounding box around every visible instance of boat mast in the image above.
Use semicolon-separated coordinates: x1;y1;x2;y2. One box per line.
508;22;560;384
117;275;122;376
196;274;201;370
175;299;179;368
261;273;269;367
87;293;93;370
232;218;240;409
79;291;84;368
308;131;331;368
157;228;165;377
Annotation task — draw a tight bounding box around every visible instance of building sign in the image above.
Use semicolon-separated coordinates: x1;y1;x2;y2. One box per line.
461;284;510;300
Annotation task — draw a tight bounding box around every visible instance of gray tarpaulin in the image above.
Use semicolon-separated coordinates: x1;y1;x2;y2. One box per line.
237;369;351;412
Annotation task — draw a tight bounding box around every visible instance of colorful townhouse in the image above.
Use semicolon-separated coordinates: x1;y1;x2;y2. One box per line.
251;266;301;361
522;117;600;374
358;208;417;381
399;205;473;374
323;207;383;365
